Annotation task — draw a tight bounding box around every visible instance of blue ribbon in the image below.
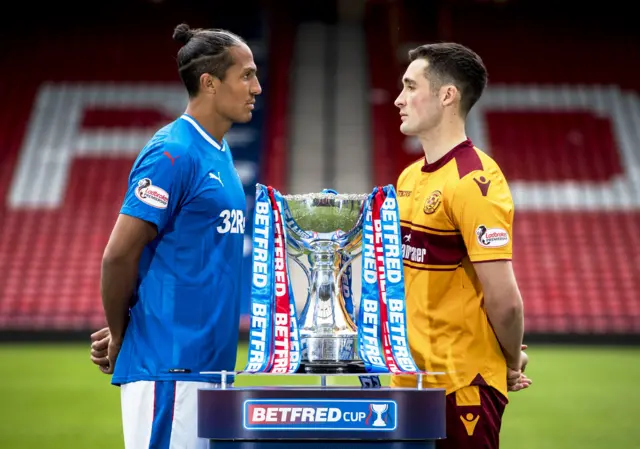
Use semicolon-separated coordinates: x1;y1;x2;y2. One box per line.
379;186;419;373
357;185;419;375
244;184;275;373
357;189;388;373
245;184;301;373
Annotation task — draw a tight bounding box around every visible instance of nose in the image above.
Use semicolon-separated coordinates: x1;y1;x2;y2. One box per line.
252;78;262;96
394;93;404;108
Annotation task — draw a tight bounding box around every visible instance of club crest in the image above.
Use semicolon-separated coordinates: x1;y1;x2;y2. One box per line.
423;190;442;214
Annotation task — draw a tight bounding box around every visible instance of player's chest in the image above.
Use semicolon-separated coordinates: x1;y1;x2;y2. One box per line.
398;174;453;231
187;158;246;215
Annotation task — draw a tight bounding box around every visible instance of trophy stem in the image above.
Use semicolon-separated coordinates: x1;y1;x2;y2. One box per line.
304;248;356;335
298;246;360;373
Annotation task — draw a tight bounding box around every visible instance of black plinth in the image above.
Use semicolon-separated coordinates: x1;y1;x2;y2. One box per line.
198;386;446;448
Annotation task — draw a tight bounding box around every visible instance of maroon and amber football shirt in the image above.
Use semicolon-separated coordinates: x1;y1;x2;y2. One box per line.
391;139;514;398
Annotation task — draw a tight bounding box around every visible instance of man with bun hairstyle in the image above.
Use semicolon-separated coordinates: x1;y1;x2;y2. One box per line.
89;23;262;449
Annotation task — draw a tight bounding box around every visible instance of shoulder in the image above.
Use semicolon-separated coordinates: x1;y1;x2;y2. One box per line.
397;157;424;186
473;147;508;181
137;127;196;170
449;147;512;203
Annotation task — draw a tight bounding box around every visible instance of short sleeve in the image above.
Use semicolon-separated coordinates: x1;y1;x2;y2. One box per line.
120;143;193;233
449;170;514;263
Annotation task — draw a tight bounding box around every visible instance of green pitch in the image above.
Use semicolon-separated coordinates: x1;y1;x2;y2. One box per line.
0;344;638;449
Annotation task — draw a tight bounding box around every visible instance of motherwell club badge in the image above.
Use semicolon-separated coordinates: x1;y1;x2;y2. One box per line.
423;190;442;214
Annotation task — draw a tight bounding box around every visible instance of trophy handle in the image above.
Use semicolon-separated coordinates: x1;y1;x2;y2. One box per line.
333;251;361;306
289;254;311;285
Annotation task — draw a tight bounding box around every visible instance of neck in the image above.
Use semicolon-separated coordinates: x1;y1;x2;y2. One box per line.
184;97;231;143
418;116;468;164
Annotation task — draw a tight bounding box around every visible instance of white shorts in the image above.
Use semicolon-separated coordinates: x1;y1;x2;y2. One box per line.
120;380;230;449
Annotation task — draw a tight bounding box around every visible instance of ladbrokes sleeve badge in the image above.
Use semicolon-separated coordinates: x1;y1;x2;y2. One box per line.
134;178;169;209
475;225;510;248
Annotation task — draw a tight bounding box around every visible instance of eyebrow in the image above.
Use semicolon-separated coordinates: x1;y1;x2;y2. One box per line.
403;77;416;86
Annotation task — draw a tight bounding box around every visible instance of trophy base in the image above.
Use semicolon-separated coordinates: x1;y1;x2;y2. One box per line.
298;335;363;374
299;361;367;374
303;335;357;363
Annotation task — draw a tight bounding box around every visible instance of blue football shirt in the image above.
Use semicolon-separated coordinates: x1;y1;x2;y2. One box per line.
112;114;246;385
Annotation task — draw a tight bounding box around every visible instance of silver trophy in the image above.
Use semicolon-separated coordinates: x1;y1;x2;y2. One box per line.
283;190;368;374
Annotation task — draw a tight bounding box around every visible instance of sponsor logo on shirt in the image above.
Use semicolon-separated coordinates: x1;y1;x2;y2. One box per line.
402;234;427;263
476;225;509;248
217;209;245;234
135;178;169;209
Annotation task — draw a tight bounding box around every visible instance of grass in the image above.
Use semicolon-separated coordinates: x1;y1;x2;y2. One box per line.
0;344;638;449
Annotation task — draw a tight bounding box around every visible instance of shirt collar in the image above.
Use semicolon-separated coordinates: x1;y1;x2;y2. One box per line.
180;114;224;152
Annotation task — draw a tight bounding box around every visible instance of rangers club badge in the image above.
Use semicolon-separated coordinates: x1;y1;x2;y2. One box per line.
423;190;442;214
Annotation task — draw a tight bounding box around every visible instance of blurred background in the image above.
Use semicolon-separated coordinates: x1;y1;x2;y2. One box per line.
1;0;639;447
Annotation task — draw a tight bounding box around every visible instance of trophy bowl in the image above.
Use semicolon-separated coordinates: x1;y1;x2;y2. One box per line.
282;190;368;374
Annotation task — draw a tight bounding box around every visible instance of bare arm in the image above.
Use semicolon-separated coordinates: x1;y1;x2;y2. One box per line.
474;260;524;370
101;214;157;342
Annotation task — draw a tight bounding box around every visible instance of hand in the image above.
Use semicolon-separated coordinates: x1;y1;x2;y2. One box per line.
507;344;532;392
103;338;123;375
507;369;532;392
519;343;530;374
520;346;529;373
90;327;110;368
90;327;121;374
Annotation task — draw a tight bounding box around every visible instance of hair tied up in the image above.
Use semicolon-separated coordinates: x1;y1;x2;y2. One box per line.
173;23;194;45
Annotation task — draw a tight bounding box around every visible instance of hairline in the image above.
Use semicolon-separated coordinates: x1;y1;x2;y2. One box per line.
404;57;450;95
182;43;256;82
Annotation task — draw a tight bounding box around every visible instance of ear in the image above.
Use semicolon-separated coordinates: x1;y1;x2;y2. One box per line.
199;73;221;95
440;84;458;108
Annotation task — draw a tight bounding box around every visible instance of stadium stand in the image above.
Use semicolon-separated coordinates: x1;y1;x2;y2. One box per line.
261;3;296;193
0;2;278;332
366;0;640;337
2;0;638;340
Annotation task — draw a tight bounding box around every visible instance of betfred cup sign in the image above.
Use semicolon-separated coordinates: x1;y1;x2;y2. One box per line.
243;399;397;431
